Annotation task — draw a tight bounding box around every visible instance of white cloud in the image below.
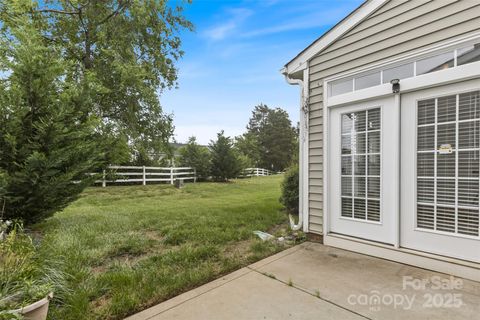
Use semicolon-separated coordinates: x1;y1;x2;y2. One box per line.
203;7;253;41
241;8;350;38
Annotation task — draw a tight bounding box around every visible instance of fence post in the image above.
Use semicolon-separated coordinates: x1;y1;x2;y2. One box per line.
170;167;174;185
194;168;197;183
102;169;106;188
142;166;146;185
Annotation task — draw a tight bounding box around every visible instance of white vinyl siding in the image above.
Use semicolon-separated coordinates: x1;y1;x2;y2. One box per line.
306;0;480;234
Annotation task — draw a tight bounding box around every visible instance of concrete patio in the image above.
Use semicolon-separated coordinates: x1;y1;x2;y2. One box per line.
126;242;480;320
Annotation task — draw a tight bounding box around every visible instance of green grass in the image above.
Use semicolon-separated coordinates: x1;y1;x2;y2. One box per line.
35;175;291;319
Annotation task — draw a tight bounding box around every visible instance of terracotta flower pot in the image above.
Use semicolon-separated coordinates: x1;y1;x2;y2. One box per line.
11;293;53;320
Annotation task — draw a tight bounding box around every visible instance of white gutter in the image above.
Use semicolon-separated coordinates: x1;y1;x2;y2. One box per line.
281;67;309;232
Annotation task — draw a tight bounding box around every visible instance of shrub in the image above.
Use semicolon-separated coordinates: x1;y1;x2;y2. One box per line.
0;17;101;224
209;131;242;181
280;163;299;214
179;137;211;181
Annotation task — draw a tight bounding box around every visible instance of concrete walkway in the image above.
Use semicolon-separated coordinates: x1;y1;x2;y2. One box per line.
126;242;480;320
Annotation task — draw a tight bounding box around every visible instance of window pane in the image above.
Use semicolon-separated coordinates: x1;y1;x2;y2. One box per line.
437;179;455;205
367;131;380;153
354;177;366;197
342;114;354;134
354;155;366;175
458;208;479;236
417;178;434;203
355;72;381;90
457;43;480;66
458;179;479;207
459;91;480;120
417;152;434;177
330;78;353;96
341;156;352;175
417;204;434;229
417;51;454;75
342;177;352;196
383;63;414;83
341;198;353;217
367;177;380;198
418;99;436;125
354;199;366;220
367;108;381;131
458;150;479;178
458;121;480;149
367;200;380;222
417;126;435;151
368;154;380;176
437;152;455;177
437;95;456;123
341;135;351;155
354;111;367;132
436;206;456;233
437;123;456;148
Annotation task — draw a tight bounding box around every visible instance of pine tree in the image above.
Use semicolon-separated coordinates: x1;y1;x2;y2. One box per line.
179;137;211;181
0;16;102;223
209;131;241;182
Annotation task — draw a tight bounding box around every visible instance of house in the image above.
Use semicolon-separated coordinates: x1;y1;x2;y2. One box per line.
282;0;480;281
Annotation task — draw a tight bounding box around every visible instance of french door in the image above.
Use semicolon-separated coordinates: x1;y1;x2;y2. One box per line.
401;79;480;263
329;96;398;244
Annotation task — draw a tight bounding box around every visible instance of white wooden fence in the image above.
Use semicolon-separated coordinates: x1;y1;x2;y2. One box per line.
242;168;273;177
96;166;196;187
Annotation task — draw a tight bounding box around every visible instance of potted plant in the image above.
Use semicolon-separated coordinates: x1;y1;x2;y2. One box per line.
0;220;54;320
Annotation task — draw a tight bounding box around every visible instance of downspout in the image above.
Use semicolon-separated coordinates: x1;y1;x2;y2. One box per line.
281;67;309;231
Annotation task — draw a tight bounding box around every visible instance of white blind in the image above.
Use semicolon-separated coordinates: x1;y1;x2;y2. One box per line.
417;91;479;237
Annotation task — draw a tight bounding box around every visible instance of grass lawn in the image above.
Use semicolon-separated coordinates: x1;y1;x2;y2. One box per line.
35;175;294;319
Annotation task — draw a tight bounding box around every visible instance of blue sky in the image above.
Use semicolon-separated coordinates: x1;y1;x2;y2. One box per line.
163;0;364;144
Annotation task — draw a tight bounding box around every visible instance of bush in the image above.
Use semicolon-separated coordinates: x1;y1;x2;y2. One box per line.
209;131;242;181
280;163;299;214
179;137;211;181
0;17;101;224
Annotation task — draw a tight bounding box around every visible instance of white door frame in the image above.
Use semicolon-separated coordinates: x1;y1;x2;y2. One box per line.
322;61;480;245
401;79;480;263
328;96;399;245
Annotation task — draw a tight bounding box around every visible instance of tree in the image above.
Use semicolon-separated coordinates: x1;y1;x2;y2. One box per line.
0;0;193;164
0;15;102;223
209;131;241;182
246;104;297;171
179;137;211;181
234;132;261;167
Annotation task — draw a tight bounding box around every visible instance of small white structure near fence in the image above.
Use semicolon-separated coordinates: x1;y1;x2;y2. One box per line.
97;166;196;187
242;168;273;177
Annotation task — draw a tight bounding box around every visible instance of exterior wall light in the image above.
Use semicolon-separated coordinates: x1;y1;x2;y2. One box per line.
390;79;400;93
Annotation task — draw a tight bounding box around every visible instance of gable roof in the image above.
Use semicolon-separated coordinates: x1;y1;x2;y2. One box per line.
282;0;388;78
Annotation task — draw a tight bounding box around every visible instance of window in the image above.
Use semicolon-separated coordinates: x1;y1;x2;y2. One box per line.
383;63;414;84
457;44;480;66
416;51;454;75
355;72;381;90
330;78;353;96
328;41;480;97
416;91;480;237
341;108;381;222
